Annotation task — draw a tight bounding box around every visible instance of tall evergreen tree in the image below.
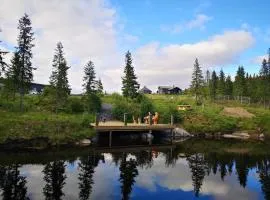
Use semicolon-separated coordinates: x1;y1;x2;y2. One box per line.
209;70;218;100
82;60;96;94
3;51;21;99
16;13;35;111
96;78;103;94
234;66;247;97
49;42;70;109
217;69;226;95
122;51;140;99
190;58;204;104
260;59;270;106
224;75;233;96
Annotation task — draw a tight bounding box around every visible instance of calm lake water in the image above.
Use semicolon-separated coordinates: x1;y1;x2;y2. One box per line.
0;136;269;200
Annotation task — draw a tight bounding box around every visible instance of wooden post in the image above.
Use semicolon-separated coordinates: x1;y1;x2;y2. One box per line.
171;115;174;125
95;113;99;126
149;113;152;125
124;113;127;126
109;131;112;147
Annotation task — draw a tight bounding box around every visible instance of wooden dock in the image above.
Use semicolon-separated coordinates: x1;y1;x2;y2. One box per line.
91;121;176;132
91;120;176;147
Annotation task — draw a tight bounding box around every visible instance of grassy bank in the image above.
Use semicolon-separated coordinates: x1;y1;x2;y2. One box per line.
149;94;270;136
102;94;270;136
0;95;96;145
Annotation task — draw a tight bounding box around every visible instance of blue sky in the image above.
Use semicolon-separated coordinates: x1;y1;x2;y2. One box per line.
0;0;270;92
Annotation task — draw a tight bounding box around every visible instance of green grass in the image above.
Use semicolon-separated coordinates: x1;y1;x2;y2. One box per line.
146;94;270;135
0;110;95;144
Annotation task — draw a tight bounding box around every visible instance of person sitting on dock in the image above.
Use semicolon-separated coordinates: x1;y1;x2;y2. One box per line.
152;112;159;124
144;112;152;124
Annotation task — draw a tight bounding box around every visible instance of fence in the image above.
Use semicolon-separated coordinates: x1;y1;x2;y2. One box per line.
215;95;251;104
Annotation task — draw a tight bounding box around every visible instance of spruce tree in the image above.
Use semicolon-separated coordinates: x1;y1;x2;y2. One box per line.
234;66;247;97
16;13;35;111
122;51;140;99
49;42;70;109
210;70;218;100
82;60;96;94
225;75;233;96
260;59;269;106
3;52;21;99
218;69;226;96
96;78;103;94
190;58;204;104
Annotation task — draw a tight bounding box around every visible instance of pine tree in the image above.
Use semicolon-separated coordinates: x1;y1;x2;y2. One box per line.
217;69;226;96
82;60;96;94
3;52;21;99
210;70;218;100
260;59;269;107
234;66;247;97
49;42;70;109
96;78;103;94
190;58;204;104
225;75;233;96
122;51;140;99
16;13;35;111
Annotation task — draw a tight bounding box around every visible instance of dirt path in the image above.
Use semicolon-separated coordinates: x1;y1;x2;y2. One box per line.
221;107;255;118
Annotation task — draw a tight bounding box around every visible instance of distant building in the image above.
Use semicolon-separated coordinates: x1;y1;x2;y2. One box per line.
0;79;48;94
139;86;152;94
158;86;182;95
29;83;48;94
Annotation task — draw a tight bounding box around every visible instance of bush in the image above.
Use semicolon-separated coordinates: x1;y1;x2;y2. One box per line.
140;96;154;118
69;97;84;113
83;94;101;113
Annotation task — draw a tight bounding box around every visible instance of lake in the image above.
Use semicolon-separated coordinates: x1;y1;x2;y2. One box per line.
0;136;269;200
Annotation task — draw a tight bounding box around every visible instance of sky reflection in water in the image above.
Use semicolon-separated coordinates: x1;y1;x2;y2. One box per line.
0;147;269;200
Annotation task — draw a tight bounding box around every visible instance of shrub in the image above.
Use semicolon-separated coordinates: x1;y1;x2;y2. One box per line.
83;94;102;113
69;97;84;113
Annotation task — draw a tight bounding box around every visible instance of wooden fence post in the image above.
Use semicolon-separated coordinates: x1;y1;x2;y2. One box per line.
95;113;99;126
124;113;127;126
171;115;174;125
149;113;152;125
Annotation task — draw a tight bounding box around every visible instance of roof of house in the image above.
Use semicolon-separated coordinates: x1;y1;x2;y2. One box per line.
158;86;181;90
140;86;152;92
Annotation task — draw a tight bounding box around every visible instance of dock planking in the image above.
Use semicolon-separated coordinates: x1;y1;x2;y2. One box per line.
91;121;175;132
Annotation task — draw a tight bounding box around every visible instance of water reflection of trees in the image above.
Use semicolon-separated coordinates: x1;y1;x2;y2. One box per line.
110;149;270;199
119;153;139;200
78;153;104;200
0;164;29;200
187;154;206;197
43;160;66;200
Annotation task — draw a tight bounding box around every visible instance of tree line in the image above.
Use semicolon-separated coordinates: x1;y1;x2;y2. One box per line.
0;14;104;112
190;50;270;107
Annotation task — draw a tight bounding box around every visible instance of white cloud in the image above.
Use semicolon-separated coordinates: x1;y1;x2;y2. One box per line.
0;0;120;93
129;30;254;90
161;14;212;34
251;55;268;64
0;1;254;93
